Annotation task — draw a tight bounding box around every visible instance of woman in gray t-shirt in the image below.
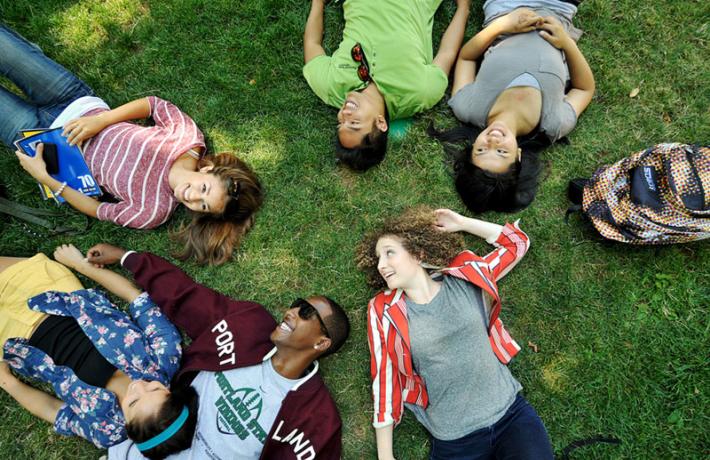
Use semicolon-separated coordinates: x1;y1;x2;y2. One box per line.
432;1;594;214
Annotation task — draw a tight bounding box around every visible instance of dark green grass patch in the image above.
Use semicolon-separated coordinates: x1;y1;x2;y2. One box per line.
0;0;708;458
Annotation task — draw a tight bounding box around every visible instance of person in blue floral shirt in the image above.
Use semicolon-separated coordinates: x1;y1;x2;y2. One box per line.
0;245;197;459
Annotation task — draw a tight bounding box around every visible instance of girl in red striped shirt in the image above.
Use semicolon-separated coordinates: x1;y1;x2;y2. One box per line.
356;207;553;460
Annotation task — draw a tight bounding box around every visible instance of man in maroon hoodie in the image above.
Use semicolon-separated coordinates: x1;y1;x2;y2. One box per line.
91;244;349;460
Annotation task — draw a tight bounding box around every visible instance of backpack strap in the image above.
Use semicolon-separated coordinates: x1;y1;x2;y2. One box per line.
0;197;89;236
559;435;622;459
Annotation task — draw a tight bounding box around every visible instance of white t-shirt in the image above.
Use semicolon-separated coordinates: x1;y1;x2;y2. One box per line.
49;96;109;129
108;358;305;460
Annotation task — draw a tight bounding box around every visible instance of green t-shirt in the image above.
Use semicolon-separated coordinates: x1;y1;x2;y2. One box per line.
303;0;447;119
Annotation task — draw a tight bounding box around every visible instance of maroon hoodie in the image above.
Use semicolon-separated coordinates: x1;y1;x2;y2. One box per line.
122;252;342;460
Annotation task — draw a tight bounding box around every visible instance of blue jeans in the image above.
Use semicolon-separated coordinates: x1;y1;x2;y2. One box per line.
0;24;94;147
430;394;554;460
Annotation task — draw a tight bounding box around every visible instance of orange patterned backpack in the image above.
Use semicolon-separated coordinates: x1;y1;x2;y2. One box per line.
569;143;709;244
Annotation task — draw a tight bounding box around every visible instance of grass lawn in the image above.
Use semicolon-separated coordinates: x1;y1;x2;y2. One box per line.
0;0;708;458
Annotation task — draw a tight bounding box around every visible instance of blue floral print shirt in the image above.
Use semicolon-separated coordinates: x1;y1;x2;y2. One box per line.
2;289;182;448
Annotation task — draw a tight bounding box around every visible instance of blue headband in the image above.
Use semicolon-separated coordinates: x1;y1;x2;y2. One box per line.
136;406;189;452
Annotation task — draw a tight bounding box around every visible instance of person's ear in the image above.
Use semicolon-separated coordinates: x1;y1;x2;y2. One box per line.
313;337;332;353
199;165;215;173
375;115;388;133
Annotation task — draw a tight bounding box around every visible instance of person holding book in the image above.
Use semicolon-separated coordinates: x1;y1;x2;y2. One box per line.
79;243;350;460
431;0;594;213
303;0;470;171
356;207;553;460
0;245;197;458
0;24;263;265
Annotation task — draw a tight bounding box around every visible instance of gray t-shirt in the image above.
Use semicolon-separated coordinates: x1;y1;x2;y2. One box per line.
108;359;304;460
483;0;577;24
448;6;579;143
405;276;521;441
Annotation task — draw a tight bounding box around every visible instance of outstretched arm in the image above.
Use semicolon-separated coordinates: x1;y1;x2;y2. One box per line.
53;244;142;304
0;362;63;425
304;0;327;64
432;0;470;75
538;16;595;116
435;208;503;241
452;8;543;95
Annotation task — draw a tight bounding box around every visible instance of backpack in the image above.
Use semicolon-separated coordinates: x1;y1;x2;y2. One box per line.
569;143;709;245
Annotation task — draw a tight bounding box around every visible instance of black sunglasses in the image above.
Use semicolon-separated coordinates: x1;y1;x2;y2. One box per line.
291;298;330;338
227;177;241;201
351;43;371;82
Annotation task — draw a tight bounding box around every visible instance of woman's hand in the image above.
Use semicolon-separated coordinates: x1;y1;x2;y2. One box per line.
538;16;571;50
86;243;127;268
434;208;466;233
497;8;543;34
15;144;50;183
62;114;107;146
54;244;88;270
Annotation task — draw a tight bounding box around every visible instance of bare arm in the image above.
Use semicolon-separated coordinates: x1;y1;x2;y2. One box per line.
538;16;594;116
62;97;151;146
432;0;470;75
54;244;142;304
304;0;326;64
15;144;100;218
375;424;396;460
453;8;543;95
435;208;503;242
0;363;63;424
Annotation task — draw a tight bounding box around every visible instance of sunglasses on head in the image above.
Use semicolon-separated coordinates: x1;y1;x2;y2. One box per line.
291;298;330;338
351;43;371;83
227;178;241;201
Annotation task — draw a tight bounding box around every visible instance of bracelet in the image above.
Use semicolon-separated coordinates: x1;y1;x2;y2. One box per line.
54;181;68;197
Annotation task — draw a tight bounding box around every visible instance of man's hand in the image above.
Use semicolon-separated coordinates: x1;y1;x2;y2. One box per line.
54;244;89;271
498;8;543;34
15;143;50;184
86;243;127;268
538;16;571;50
62;114;108;146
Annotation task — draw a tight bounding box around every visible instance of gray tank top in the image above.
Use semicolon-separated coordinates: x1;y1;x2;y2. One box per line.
405;275;521;440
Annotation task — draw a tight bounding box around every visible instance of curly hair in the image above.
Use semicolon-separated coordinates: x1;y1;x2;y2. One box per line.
355;206;466;290
172;152;263;266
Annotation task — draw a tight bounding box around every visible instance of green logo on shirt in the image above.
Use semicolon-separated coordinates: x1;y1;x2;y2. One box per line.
215;372;268;443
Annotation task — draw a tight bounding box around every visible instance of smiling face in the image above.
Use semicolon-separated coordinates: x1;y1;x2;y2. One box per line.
173;169;229;214
121;380;170;424
375;235;425;291
271;296;333;354
471;121;521;174
337;90;386;149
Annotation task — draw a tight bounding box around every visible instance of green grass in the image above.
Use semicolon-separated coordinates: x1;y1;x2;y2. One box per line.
1;0;708;458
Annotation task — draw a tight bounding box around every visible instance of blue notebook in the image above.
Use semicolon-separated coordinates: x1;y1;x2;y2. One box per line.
15;128;101;204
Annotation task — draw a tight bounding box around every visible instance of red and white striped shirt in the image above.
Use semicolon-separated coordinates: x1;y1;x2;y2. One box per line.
83;96;206;229
366;222;530;428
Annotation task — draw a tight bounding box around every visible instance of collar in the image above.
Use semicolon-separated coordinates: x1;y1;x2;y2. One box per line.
261;347;320;391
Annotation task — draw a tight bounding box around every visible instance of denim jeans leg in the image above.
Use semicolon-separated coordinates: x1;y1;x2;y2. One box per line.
430;427;494;460
492;395;554;460
0;25;94;135
0;88;41;147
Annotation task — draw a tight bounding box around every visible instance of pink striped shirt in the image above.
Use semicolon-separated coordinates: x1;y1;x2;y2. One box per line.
83;96;206;229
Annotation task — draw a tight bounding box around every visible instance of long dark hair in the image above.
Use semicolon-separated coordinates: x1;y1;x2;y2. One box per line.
428;123;549;213
126;385;199;460
172;152;264;265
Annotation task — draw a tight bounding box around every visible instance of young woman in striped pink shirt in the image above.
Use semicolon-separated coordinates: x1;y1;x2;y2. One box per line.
2;25;262;265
